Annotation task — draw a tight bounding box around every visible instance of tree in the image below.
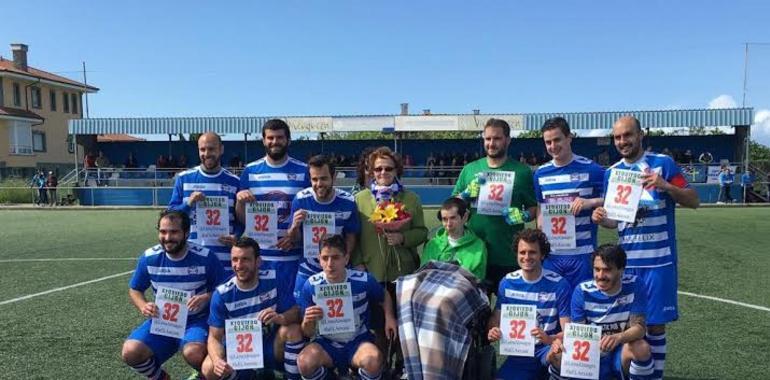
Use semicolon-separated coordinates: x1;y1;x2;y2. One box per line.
750;140;770;161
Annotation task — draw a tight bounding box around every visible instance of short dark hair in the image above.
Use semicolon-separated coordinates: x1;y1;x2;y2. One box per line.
308;154;336;178
356;147;376;188
157;210;191;233
438;197;469;221
261;118;291;140
484;118;510;137
233;236;261;259
541;116;571;137
513;228;550;260
591;244;627;270
319;234;347;255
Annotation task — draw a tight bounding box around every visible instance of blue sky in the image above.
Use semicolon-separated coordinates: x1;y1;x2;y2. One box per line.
3;1;770;143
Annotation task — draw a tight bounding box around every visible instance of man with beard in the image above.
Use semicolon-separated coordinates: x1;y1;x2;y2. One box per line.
284;154;360;299
168;132;242;276
592;116;699;380
547;244;654;380
122;211;226;380
534;117;605;289
452;118;538;291
203;237;304;380
236;119;311;306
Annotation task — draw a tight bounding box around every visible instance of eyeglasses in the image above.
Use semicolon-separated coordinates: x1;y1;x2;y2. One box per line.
373;166;395;173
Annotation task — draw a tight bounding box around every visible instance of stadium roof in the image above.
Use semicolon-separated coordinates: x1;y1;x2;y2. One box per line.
68;108;754;135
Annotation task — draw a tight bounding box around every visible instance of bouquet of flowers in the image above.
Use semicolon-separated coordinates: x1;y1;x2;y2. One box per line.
369;201;412;233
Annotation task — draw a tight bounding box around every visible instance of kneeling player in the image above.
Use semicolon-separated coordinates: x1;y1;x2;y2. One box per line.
487;229;571;380
547;244;654;380
122;211;225;379
297;234;397;380
203;237;305;380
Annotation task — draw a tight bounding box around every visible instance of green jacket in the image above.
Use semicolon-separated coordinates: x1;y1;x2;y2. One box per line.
421;227;487;281
352;188;428;282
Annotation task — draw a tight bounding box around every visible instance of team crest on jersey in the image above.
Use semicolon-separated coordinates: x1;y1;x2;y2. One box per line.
287;173;298;181
538;292;551;303
187;266;201;275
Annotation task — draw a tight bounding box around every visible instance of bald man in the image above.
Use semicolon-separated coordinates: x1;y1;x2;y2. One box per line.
591;116;699;380
168;132;242;276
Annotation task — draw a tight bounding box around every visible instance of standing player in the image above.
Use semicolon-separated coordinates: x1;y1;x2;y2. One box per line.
547;244;654;380
284;154;360;298
592;116;700;380
452;118;538;290
297;234;397;380
203;237;304;380
487;229;571;380
236;119;311;303
121;211;225;379
168;132;242;276
534;117;605;289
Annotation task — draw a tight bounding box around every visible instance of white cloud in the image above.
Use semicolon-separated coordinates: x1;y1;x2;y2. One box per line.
708;94;738;109
753;109;770;147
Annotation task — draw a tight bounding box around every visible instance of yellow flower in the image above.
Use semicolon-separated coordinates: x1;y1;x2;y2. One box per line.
370;208;385;223
381;203;399;222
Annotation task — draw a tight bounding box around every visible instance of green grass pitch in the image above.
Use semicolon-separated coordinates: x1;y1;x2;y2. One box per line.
0;207;768;379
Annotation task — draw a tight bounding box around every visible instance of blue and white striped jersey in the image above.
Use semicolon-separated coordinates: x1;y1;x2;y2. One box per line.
495;269;571;343
208;269;296;329
168;166;241;274
571;274;646;337
534;155;605;256
239;157;311;262
291;187;361;276
129;242;226;320
298;269;384;343
604;153;690;268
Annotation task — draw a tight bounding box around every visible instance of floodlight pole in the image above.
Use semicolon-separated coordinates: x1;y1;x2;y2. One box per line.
742;42;751;180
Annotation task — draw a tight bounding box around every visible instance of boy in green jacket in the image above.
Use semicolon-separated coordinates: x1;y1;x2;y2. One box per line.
421;197;488;281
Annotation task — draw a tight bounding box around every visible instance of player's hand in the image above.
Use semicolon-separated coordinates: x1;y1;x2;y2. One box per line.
303;306;324;323
187;294;209;313
141;302;159;318
641;169;669;192
276;235;295;251
550;337;564;355
187;191;205;206
531;327;552;345
591;207;607;224
291;209;307;229
570;197;586;215
236;189;255;203
384;232;404;246
487;327;502;342
213;358;233;377
385;314;398;340
600;333;623;352
218;234;238;246
258;308;280;325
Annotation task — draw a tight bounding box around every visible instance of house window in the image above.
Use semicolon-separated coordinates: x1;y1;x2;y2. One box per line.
33;131;46;152
63;92;70;113
8;122;33;155
0;77;4;106
71;93;78;115
31;87;42;109
13;82;21;107
50;90;57;111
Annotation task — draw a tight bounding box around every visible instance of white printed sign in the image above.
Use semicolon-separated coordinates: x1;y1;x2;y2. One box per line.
151;287;192;339
499;304;538;357
603;169;643;223
477;171;515;215
195;196;230;241
225;318;264;370
245;201;278;249
560;323;602;380
303;212;336;259
542;203;576;250
316;282;356;337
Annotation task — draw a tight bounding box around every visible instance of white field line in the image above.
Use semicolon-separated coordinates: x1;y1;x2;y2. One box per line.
0;270;134;306
0;257;135;263
678;291;770;312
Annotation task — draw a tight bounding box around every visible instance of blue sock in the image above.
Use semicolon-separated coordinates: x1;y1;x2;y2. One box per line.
646;331;667;380
302;366;327;380
284;339;305;380
358;367;383;380
629;357;655;380
128;356;162;379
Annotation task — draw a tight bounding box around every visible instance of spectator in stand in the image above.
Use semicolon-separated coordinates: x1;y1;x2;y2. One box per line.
177;154;188;168
539;151;550;165
95;151;111;186
403;154;413;167
527;152;538;166
46;171;58;207
518;152;527;164
699;151;714;164
228;154;243;169
83;151;96;183
717;165;734;204
156;155;168;169
124;152;138;169
683;149;694;164
597;149;610;166
741;169;755;203
662;147;672;157
351;147;375;196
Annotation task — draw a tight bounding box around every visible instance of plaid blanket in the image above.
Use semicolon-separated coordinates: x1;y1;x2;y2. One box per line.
397;261;490;380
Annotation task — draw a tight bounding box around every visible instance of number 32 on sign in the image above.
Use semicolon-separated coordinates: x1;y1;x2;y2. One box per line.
603;169;644;223
561;323;601;380
225;318;264;370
